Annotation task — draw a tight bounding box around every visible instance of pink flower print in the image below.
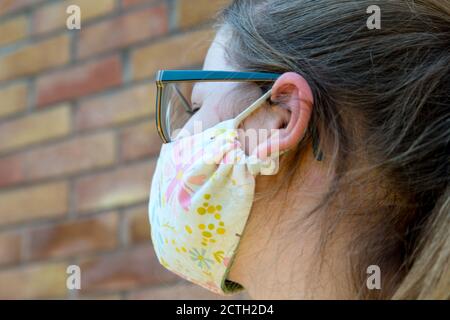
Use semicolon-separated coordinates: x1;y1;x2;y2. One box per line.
223;256;231;267
165;140;206;211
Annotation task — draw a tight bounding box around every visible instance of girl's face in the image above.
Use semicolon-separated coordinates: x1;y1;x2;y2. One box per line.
185;28;355;299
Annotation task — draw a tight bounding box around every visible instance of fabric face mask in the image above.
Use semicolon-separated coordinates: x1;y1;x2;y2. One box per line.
148;89;280;295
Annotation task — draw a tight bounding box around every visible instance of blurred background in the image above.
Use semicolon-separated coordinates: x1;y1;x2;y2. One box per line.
0;0;249;299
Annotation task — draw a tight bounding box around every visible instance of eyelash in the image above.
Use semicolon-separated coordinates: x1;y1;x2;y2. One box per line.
191;102;201;113
259;84;271;92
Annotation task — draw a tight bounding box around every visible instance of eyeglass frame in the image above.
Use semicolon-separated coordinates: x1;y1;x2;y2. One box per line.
155;70;282;143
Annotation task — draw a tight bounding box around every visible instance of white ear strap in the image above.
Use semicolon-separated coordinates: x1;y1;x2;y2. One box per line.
233;89;272;127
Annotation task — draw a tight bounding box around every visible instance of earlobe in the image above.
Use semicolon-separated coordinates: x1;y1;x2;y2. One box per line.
255;72;314;159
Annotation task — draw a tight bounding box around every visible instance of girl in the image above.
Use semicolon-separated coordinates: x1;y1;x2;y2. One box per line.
149;0;449;299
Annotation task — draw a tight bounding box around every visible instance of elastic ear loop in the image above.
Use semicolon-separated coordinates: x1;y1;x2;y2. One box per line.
231;89;287;167
232;88;323;162
232;89;273;128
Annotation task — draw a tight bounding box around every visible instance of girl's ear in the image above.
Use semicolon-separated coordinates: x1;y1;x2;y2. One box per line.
254;72;314;158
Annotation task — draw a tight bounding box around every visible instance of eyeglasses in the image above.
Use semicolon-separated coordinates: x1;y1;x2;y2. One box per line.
155;70;281;143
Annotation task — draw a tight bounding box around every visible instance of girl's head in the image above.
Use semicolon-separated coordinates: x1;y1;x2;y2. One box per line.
185;0;449;299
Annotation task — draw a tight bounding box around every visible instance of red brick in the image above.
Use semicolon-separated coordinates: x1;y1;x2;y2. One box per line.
0;82;28;119
0;35;69;82
75;83;154;131
74;161;155;213
28;212;118;260
0;105;71;155
0;262;67;299
125;205;150;244
0;231;22;266
178;0;230;29
24;132;116;180
0;182;68;226
79;245;178;294
120;121;161;161
77;5;168;59
32;0;116;35
0;155;24;188
131;27;214;80
0;0;45;16
0;15;28;46
36;55;122;107
122;0;157;8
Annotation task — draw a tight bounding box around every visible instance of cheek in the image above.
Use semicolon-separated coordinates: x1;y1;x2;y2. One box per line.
217;85;262;121
215;94;240;119
185;85;264;133
183;108;220;133
203;95;240;123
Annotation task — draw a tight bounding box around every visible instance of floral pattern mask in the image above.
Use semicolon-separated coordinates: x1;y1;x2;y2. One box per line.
148;89;280;295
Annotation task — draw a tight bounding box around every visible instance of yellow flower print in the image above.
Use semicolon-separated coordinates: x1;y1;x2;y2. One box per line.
162;222;176;232
216;221;226;235
191;193;226;247
194;194;227;247
160;257;170;268
175;245;188;254
202;270;213;278
213;250;225;263
168;236;188;254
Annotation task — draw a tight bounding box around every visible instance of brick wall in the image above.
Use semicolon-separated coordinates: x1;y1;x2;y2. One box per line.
0;0;247;300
